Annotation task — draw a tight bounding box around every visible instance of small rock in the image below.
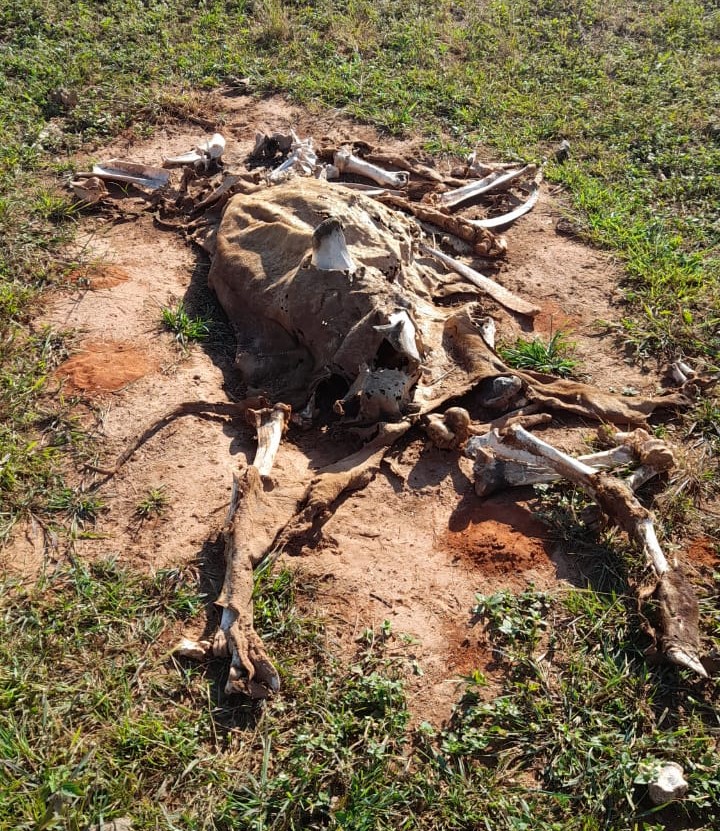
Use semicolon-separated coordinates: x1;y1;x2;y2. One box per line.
648;762;689;805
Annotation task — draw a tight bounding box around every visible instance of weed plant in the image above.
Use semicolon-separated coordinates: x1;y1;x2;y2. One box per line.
499;331;580;377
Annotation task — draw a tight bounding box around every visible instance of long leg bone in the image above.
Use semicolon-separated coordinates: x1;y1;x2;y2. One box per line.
76;159;171;190
175;403;292;698
499;425;706;677
419;244;540;317
334;148;409;188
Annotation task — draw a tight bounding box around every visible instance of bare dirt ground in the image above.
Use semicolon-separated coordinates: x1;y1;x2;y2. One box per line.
5;93;691;723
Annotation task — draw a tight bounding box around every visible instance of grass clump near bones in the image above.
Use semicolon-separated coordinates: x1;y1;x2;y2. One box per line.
1;561;718;829
499;331;581;378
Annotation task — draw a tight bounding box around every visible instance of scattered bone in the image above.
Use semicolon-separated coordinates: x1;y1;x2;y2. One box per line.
173;637;211;661
648;763;689;805
333;147;410;188
362;151;446;183
311;218;356;274
250;131;294;160
554;139;571;163
494;425;706;677
419;244;541;317
434;164;535;209
70;176;108;205
470;169;543;229
80;159;171;190
373;310;423;367
269;131;317;182
163;133;226;168
478;316;496;349
251;402;291;478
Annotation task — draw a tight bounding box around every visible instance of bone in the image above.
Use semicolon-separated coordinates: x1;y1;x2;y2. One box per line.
163;133;226;167
479;316;496;349
373;310;423;366
249;403;291;478
70;176;108;205
470;172;542;229
251;131;294;160
499;424;706;677
435;164;535;209
269;131;317;182
334;148;409;188
419;244;540;317
311;218;356;274
80;159;171;190
425;407;472;450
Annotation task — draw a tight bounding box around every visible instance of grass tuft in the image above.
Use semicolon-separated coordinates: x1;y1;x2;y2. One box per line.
499;331;581;377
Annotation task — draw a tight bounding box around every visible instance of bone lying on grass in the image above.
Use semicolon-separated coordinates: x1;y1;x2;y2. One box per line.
489;424;706;677
334;147;410;188
419;244;540;317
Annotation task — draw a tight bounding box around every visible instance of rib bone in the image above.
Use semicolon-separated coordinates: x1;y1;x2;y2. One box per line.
470;170;543;229
419;244;540;317
334;148;409;188
435;164;535;209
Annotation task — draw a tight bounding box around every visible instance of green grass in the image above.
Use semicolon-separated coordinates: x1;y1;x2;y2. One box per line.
134;485;169;519
1;561;717;830
499;331;581;377
160;302;210;348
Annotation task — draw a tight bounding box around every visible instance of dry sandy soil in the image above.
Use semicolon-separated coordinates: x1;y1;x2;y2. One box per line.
7;92;712;723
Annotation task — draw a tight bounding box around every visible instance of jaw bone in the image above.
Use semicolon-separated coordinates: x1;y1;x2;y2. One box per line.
311;218;356;274
333;148;410;189
163;133;226;168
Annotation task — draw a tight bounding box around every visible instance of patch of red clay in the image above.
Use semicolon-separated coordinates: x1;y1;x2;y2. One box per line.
445;495;553;578
532;299;578;337
56;341;156;393
443;619;494;678
67;264;130;290
683;536;719;572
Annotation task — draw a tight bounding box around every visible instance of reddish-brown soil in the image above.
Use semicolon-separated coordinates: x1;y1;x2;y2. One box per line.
2;92;684;724
56;341;157;393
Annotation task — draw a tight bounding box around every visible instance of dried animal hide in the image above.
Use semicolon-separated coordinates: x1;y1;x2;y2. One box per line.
207;179;690;426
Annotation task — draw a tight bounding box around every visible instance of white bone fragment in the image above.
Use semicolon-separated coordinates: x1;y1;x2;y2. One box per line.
419;244;541;317
470;170;543;229
269;131;317;182
648;763;689;805
373;310;423;365
436;164;535;209
173;638;211;661
676;360;695;378
311;218;356;274
671;362;689;385
87;159;171;190
479;316;496;349
193;174;241;212
333;148;409;188
163;133;225;167
70;176;108;205
252;403;291;478
324;164;340;180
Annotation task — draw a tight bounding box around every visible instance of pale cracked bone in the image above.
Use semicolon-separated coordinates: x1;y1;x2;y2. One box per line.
163;133;226;168
373;310;423;367
425;407;472;450
251;402;291;478
419;244;540;317
435;164;536;209
496;425;706;677
648;762;689;805
333;147;410;189
311;218;357;274
479;316;496;349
